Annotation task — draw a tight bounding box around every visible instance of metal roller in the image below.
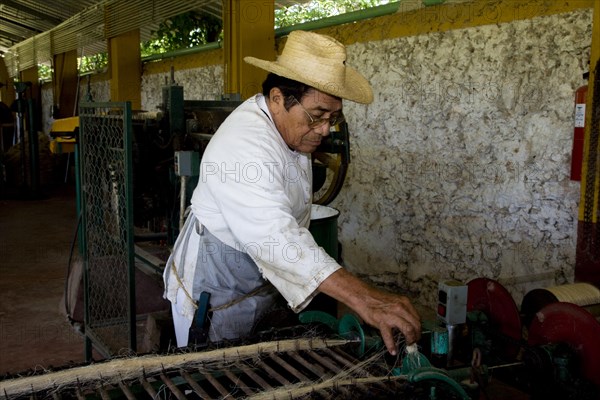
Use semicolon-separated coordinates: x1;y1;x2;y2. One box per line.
528;302;600;388
467;277;522;359
521;282;600;327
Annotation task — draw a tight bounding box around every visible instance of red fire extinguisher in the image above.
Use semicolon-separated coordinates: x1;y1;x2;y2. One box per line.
571;72;588;181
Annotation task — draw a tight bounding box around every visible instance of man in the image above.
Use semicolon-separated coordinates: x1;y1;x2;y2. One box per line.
163;30;421;355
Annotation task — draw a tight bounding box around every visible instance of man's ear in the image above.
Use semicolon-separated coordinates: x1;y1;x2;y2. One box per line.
268;87;287;117
269;87;284;105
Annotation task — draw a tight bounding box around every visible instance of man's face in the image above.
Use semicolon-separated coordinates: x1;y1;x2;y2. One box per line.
270;88;343;153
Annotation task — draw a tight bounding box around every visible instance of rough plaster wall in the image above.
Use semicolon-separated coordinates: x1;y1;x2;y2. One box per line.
334;9;592;309
40;79;113;133
41;85;53;135
81;79;110;103
40;65;221;131
141;65;223;110
38;61;221;126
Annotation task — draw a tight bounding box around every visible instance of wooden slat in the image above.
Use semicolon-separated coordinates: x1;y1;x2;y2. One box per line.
97;387;111;400
270;353;311;382
180;370;212;399
223;370;255;397
159;373;187;400
118;381;137;400
306;350;343;373
236;363;273;390
203;371;232;397
140;377;158;398
256;360;291;386
75;386;86;400
289;351;330;379
324;348;373;377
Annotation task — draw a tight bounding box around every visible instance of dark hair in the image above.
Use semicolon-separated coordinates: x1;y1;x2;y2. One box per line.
262;73;313;110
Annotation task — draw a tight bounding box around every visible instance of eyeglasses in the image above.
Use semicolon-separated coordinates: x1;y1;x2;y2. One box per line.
291;96;344;128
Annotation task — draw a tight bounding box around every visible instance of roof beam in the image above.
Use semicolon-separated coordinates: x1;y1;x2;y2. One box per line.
0;38;13;54
0;29;24;43
0;16;43;34
2;0;63;25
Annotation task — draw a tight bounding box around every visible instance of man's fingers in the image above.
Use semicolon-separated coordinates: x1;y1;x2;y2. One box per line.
379;327;397;355
379;316;420;354
397;296;421;326
345;287;422;354
387;302;422;344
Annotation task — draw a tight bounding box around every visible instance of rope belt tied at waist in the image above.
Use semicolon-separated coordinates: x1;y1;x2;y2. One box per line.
171;261;273;312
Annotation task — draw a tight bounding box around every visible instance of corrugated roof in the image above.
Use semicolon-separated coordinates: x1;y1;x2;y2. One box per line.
0;0;308;76
0;0;103;54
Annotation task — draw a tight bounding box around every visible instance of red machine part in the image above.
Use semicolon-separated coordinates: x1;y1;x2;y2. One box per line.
467;278;522;357
528;302;600;387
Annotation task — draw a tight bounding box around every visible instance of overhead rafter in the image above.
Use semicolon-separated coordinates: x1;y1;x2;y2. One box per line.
0;16;43;34
1;0;311;76
2;0;63;25
0;30;26;43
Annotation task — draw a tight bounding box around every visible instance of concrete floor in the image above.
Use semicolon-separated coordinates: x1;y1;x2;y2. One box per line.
0;184;88;376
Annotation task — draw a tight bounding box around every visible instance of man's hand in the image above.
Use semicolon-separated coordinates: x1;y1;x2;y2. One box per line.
318;269;421;355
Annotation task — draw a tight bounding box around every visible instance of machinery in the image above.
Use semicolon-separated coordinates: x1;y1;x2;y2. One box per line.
294;277;600;399
419;278;600;400
6;276;597;399
521;282;600;398
0;335;475;400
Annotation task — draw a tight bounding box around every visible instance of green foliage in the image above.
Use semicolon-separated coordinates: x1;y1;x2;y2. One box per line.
275;0;390;28
140;1;390;55
78;53;108;74
38;52;108;81
38;64;52;81
141;11;222;55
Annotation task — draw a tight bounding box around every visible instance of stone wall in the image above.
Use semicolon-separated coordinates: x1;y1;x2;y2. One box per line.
41;77;110;134
334;9;592;308
141;65;224;110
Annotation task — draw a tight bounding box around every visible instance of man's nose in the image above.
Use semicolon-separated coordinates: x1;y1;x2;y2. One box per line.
316;123;331;137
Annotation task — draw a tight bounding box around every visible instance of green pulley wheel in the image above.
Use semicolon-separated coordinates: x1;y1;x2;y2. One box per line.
338;314;366;357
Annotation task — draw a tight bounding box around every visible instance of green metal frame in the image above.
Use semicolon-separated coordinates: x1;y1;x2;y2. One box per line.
78;101;136;360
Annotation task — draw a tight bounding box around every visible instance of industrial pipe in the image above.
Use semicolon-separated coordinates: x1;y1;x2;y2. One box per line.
407;368;472;400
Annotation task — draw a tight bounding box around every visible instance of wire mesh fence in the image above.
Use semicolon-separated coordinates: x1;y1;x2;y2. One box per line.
79;102;136;357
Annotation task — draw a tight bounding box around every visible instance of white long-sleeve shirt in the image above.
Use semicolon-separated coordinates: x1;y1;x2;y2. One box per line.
182;94;340;314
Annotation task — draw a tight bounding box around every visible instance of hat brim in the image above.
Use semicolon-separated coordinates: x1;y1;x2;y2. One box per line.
245;56;373;104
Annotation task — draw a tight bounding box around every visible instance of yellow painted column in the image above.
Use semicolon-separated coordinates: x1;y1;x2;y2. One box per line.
108;29;141;109
575;0;600;284
579;0;600;223
53;49;79;118
223;0;276;100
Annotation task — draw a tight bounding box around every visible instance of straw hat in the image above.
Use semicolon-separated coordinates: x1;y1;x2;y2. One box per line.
244;30;373;104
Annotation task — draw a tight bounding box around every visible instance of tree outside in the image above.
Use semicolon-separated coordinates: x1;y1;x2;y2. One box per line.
275;0;390;27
